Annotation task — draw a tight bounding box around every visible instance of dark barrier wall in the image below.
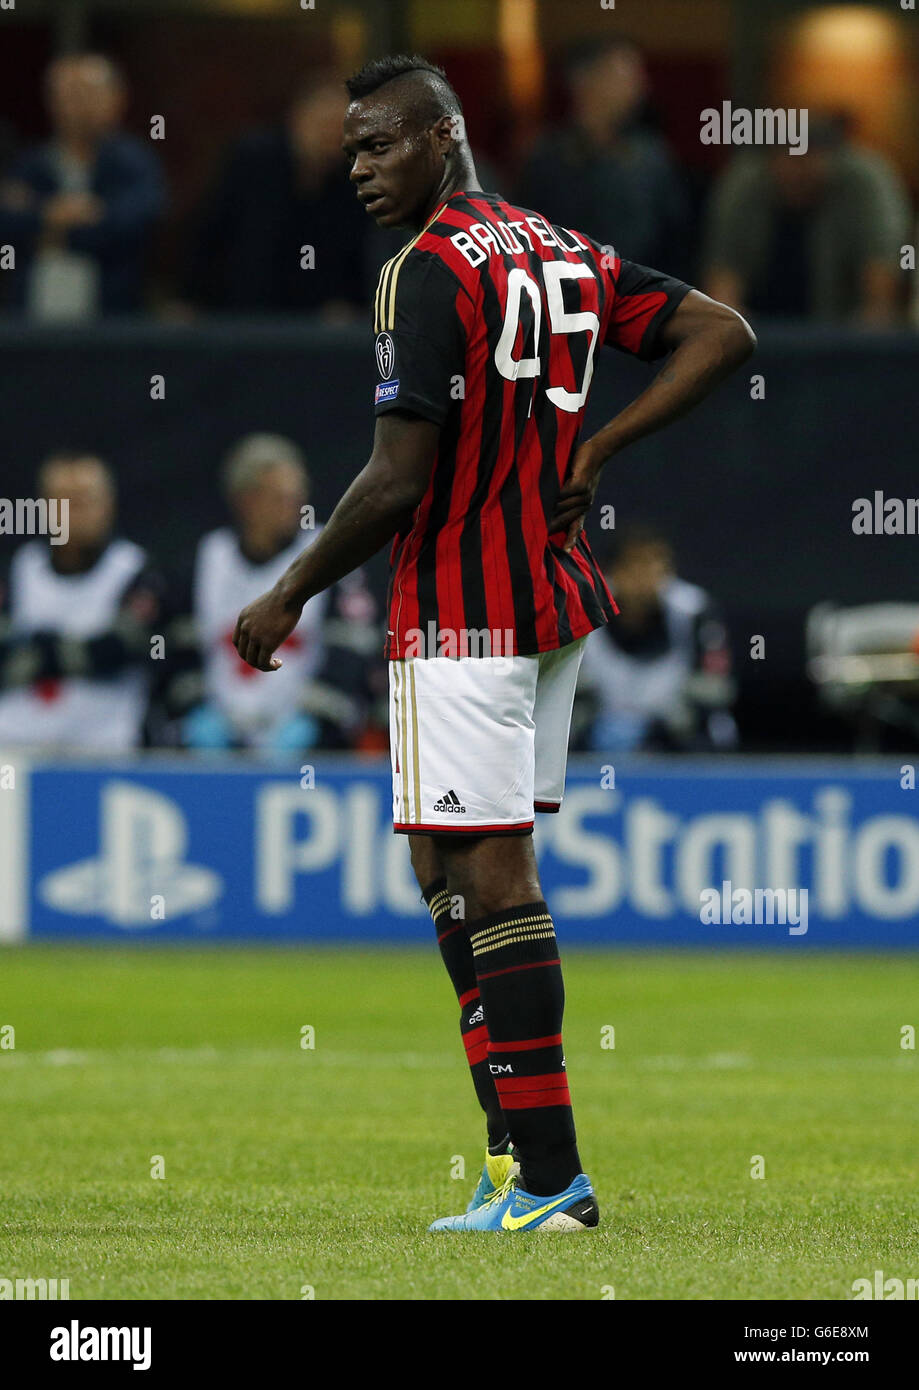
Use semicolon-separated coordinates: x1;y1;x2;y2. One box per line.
2;322;917;749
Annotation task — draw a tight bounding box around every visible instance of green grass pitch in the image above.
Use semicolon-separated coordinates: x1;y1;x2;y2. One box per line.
1;945;917;1300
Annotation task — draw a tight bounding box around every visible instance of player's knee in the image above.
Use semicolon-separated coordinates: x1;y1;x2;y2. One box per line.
438;834;541;918
408;834;445;890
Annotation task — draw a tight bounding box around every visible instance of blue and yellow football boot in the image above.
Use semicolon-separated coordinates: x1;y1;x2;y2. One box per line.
466;1143;519;1212
432;1170;599;1232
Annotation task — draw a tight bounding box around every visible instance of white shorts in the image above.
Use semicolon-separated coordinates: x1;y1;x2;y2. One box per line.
389;636;587;836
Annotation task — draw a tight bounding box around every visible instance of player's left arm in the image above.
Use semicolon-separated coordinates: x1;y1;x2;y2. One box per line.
233;411;439;672
550;290;756;549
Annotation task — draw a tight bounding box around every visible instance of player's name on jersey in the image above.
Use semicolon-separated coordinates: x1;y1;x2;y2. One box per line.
450;215;592;267
0;497;69;544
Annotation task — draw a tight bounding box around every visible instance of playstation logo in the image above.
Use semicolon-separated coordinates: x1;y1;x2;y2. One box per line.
39;780;222;927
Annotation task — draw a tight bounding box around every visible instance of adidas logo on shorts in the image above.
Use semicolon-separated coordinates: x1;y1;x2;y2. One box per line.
433;789;466;814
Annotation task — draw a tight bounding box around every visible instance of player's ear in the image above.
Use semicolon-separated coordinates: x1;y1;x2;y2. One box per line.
431;114;457;156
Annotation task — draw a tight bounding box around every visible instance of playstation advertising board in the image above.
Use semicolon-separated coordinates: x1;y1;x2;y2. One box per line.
1;756;917;946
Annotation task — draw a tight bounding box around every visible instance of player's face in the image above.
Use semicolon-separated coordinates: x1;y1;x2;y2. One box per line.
343;100;443;229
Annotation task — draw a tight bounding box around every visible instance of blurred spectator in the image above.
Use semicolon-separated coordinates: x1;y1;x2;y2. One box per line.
701;118;911;325
515;37;689;269
0;54;165;318
180;76;373;319
170;433;379;754
576;525;738;753
0;454;165;750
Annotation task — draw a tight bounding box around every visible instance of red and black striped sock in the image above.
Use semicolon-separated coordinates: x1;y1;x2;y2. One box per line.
422;878;508;1149
469;900;582;1196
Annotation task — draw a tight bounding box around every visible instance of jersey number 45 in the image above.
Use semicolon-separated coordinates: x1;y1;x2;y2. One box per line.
494;261;599;413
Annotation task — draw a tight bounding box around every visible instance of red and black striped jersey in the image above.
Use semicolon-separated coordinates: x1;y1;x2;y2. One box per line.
372;190;691;660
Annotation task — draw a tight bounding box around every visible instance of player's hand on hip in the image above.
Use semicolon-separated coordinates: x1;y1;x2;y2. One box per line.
233;588;302;672
549;441;603;553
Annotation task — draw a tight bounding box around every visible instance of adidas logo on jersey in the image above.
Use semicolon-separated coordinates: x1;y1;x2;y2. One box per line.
467;1005;484;1026
433;789;466;814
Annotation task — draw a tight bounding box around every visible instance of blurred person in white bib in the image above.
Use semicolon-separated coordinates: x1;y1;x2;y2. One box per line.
577;525;739;753
0;453;165;750
182;433;379;754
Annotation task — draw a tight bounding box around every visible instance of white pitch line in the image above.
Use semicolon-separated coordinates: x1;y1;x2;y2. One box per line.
0;1048;915;1074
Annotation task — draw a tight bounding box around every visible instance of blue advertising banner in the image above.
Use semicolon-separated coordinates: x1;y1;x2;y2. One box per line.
7;755;917;947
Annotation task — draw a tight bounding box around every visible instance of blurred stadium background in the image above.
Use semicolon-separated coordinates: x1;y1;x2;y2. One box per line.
1;0;918;947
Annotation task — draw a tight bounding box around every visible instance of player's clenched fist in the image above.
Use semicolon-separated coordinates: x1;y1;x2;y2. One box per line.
233;587;302;672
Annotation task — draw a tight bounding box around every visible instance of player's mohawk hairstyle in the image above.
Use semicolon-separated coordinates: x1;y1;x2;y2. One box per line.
345;53;462;119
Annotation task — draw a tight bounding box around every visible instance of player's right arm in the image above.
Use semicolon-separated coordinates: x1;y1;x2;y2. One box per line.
233;411;439;672
550;272;756;551
234;248;463;673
